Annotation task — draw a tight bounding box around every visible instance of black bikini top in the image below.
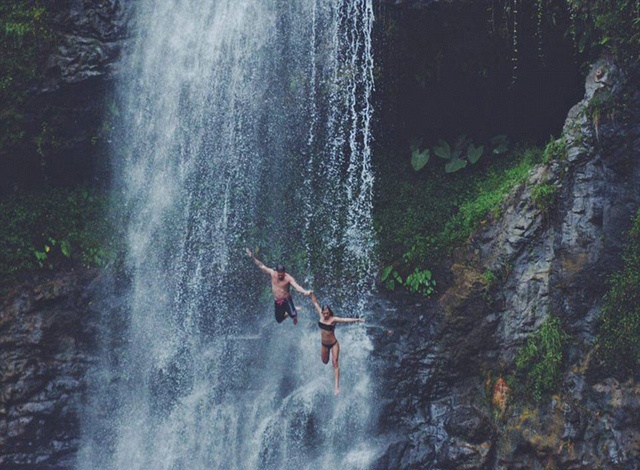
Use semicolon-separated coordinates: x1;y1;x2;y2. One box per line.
318;321;335;331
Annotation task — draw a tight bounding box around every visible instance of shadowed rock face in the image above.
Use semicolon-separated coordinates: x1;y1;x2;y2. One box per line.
1;0;135;191
370;59;640;470
44;0;134;92
0;271;99;470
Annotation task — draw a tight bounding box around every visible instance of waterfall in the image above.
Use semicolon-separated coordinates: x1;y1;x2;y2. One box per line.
77;1;377;469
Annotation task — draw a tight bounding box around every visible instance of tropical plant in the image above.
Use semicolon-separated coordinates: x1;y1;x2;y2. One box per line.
411;147;430;171
410;134;508;174
381;264;436;297
0;187;120;282
381;265;403;291
405;268;436;296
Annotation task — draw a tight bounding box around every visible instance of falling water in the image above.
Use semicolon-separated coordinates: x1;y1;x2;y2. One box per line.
77;1;377;469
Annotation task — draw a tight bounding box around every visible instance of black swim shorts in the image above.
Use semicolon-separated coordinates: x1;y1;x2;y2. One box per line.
274;295;297;323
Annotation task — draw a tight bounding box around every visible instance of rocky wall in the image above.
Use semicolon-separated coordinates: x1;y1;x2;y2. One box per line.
371;58;640;470
0;270;101;470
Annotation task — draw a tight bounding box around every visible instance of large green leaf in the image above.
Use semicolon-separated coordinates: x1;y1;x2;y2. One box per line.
434;140;451;159
381;265;393;281
411;148;430;171
445;158;467;173
467;144;484;164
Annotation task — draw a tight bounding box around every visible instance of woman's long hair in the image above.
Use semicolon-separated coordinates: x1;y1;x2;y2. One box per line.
322;305;334;316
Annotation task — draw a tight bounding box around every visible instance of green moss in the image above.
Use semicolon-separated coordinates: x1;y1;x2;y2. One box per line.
515;314;570;402
0;188;120;284
597;210;640;377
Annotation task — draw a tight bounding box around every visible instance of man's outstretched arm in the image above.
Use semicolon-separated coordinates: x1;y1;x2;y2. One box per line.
288;275;312;296
246;248;273;275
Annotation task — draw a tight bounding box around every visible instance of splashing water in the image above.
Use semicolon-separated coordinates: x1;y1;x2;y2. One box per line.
77;1;377;469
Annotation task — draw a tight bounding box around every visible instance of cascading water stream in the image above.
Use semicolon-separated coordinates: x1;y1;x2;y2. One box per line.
77;1;377;469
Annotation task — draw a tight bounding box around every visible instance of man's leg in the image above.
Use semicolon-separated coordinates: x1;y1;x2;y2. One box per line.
275;301;287;324
286;296;298;326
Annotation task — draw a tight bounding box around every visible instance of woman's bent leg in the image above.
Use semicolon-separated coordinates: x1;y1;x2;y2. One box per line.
321;345;330;364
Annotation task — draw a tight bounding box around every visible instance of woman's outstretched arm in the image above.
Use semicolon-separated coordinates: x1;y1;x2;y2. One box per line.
310;293;323;317
332;317;365;324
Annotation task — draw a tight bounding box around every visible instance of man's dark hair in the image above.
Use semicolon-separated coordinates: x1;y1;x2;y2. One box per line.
275;264;286;273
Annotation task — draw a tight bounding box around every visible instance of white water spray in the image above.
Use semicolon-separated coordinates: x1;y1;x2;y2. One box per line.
77;1;378;469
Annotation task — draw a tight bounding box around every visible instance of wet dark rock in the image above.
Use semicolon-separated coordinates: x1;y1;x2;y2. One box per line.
0;270;104;470
372;57;640;470
444;406;493;444
43;0;134;93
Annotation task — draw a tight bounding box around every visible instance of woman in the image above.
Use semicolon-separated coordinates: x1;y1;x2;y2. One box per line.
310;293;364;395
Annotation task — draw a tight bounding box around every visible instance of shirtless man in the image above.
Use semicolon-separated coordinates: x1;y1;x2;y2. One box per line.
246;248;312;325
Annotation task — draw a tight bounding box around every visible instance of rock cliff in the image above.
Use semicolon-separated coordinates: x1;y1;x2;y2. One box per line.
0;270;99;470
370;57;640;470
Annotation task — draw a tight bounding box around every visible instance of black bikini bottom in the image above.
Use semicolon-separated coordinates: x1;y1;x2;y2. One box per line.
322;340;337;349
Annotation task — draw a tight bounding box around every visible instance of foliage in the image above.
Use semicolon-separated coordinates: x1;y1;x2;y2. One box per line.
0;188;119;283
565;0;640;66
0;1;54;154
405;268;436;296
411;147;430;171
376;143;542;283
381;265;403;291
597;210;640;377
515;314;570;402
482;268;499;301
381;264;436;297
542;136;567;164
439;146;541;249
531;183;557;212
483;268;498;287
410;135;508;174
490;135;509;155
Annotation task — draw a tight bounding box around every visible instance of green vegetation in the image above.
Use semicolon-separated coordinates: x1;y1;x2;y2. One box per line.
381;265;437;297
376;143;543;292
566;0;640;66
483;269;498;287
482;268;500;301
0;188;119;283
542;136;567;164
489;1;640;81
597;210;640;377
440;148;540;248
410;135;508;175
531;183;557;212
514;314;570;402
0;1;54;154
